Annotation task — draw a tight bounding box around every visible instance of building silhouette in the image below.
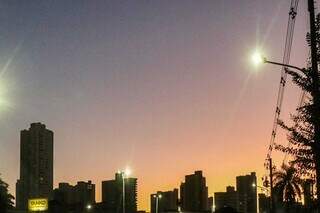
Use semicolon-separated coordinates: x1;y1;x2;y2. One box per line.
303;179;314;209
236;172;257;213
58;181;95;205
51;181;95;213
102;172;137;213
258;193;270;213
16;122;54;210
150;189;178;213
180;171;209;212
214;186;238;211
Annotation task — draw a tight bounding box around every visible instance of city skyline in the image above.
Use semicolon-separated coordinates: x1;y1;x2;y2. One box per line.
0;0;312;211
13;123;259;212
11;121;262;212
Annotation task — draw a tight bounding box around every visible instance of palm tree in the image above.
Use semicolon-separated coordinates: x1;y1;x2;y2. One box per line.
273;164;302;207
0;174;14;213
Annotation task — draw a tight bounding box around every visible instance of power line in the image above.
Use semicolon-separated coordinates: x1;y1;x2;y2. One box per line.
264;0;300;169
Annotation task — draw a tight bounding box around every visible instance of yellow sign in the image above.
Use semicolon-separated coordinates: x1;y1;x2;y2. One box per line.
28;198;48;211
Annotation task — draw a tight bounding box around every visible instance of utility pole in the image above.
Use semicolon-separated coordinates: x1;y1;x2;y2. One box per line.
123;174;126;213
269;158;274;213
308;0;320;210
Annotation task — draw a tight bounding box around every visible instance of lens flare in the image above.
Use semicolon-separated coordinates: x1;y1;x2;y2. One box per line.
251;51;264;66
0;80;10;111
124;167;131;176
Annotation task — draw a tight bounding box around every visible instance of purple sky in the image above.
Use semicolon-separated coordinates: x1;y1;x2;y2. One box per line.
0;0;313;210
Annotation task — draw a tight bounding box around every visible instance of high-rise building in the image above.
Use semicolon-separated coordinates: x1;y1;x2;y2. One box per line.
180;171;209;212
102;172;137;213
150;189;178;213
16;122;54;210
236;172;257;213
214;186;238;211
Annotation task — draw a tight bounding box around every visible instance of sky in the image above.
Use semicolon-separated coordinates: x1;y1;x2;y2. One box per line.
0;0;313;211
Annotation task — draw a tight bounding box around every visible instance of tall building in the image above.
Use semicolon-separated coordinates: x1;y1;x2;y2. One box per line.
236;172;257;213
150;189;178;213
16;122;54;210
102;172;137;213
180;171;209;212
214;186;238;211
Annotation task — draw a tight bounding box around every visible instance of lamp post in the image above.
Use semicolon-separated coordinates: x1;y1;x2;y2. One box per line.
252;1;320;207
263;59;305;73
251;54;304;213
153;193;162;213
251;52;305;74
252;183;269;193
252;183;271;213
118;168;131;213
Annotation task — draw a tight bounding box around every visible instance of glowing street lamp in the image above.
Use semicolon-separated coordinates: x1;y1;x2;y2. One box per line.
252;183;269;193
118;167;132;213
153;193;162;213
251;51;265;66
86;204;92;211
124;167;131;177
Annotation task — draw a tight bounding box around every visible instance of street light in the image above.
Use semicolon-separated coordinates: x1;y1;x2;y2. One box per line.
251;51;265;66
118;167;131;213
250;53;306;213
153;193;162;213
252;183;269;193
250;52;305;74
86;204;92;211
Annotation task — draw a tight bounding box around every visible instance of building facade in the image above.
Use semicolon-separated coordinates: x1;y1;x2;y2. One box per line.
16;123;54;210
214;186;238;211
102;172;137;213
258;193;270;213
236;172;257;213
56;181;95;205
180;171;209;212
51;181;95;213
150;189;178;213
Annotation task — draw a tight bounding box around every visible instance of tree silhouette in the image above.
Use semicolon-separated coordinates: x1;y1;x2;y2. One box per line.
273;164;302;205
275;13;320;205
0;174;14;213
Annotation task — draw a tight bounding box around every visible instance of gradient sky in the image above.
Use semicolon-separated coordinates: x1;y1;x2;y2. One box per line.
0;0;313;210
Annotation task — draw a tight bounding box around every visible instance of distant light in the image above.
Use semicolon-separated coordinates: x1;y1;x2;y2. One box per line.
158;194;162;198
251;51;264;66
252;183;257;188
86;204;92;210
124;167;131;177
